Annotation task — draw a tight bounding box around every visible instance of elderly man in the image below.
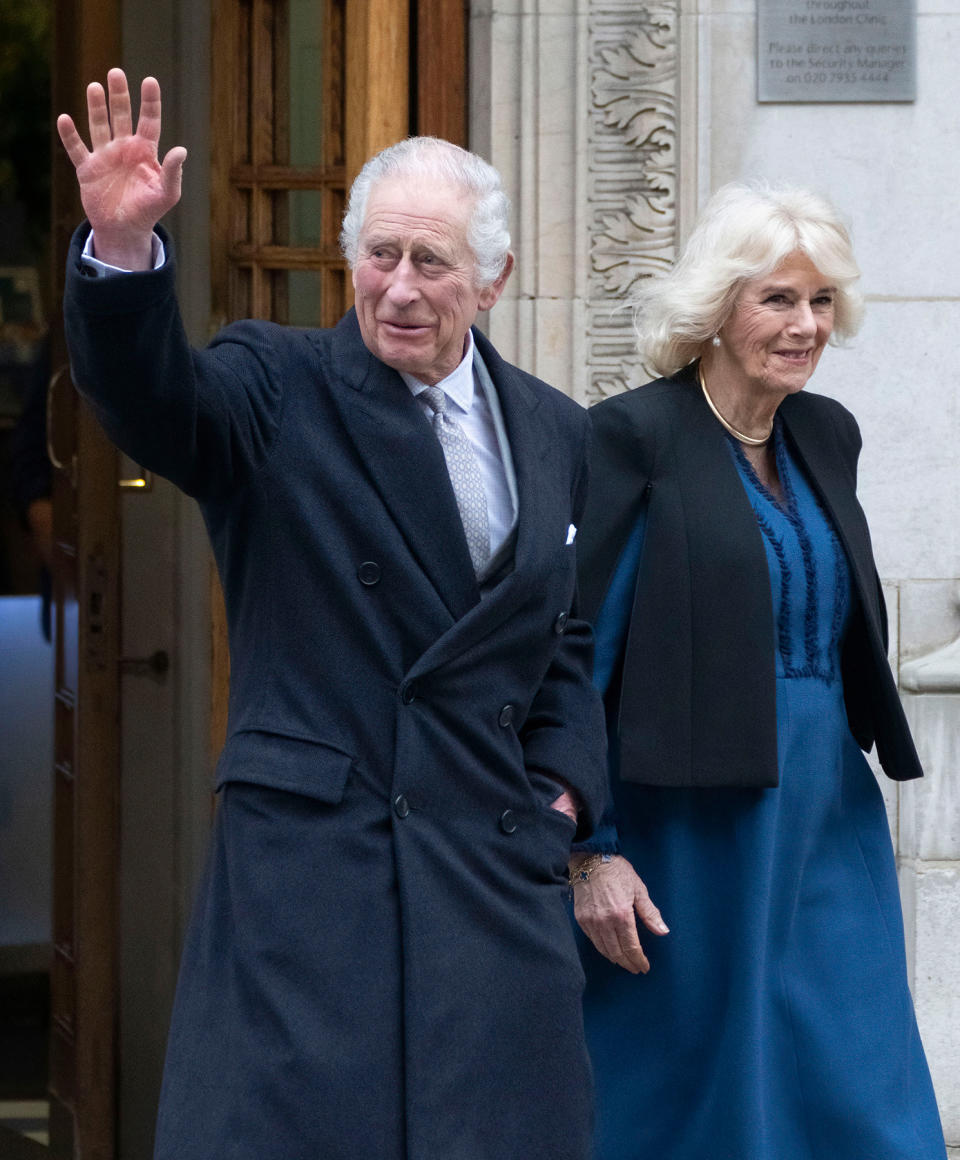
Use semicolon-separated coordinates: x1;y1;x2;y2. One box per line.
58;71;607;1160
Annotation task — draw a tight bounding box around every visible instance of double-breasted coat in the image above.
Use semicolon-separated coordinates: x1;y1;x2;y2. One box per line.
64;224;608;1160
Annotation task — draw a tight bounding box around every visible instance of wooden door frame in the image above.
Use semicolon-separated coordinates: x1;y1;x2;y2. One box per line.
49;2;122;1156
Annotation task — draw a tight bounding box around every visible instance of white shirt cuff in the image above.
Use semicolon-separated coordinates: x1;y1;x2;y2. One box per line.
80;231;166;277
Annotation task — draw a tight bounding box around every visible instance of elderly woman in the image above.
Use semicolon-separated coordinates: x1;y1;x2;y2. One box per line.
570;184;946;1160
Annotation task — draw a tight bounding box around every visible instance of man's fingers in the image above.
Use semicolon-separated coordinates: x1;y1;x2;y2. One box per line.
107;68;133;137
161;146;188;203
56;114;90;169
549;789;578;822
137;76;164;144
86;82;112;149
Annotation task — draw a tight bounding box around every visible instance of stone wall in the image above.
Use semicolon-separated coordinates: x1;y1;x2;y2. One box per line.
471;0;960;1146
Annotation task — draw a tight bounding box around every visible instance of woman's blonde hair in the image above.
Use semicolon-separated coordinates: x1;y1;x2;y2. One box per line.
635;182;864;377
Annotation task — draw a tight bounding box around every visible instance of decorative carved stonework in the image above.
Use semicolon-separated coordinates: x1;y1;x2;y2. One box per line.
587;4;680;402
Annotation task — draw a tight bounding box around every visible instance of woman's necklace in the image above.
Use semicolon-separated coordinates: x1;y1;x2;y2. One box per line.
698;364;772;447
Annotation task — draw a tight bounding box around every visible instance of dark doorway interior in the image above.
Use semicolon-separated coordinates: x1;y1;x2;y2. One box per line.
0;0;53;1151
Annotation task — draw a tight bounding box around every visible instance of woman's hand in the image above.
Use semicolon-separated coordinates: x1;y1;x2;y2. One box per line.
570;854;668;974
57;69;187;270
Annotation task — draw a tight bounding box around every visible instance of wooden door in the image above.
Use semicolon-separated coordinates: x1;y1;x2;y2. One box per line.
208;0;467;757
47;1;122;1156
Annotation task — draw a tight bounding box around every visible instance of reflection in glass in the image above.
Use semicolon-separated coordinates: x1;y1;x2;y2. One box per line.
277;0;325;167
271;191;323;248
271;270;325;328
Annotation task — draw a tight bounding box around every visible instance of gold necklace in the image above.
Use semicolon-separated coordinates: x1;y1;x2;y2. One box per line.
698;364;772;447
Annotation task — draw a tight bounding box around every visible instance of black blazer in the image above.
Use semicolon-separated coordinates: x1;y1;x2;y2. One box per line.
577;362;923;789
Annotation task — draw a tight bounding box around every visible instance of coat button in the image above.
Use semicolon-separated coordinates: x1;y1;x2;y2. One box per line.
357;561;381;586
498;704;515;728
499;809;518;834
393;794;410;819
553;611;569;635
400;682;417;705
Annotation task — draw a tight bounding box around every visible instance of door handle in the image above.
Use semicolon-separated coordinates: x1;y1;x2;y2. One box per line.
118;469;153;491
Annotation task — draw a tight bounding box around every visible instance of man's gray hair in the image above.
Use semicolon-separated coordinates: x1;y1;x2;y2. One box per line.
340;137;511;288
634;181;864;378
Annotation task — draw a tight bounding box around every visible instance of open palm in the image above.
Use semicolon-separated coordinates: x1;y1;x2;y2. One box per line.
57;69;186;269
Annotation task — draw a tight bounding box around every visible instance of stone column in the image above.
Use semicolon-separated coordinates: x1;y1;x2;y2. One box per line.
470;0;689;404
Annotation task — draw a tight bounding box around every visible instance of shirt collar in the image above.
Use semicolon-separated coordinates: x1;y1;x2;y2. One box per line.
400;331;475;415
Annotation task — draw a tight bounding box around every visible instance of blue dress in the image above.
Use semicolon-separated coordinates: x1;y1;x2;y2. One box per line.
578;424;946;1160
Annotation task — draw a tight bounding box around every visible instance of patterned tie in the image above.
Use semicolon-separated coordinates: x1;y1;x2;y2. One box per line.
421;386;491;574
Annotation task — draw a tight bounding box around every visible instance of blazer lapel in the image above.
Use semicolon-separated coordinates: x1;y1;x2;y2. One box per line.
318;310;480;622
673;372;775;619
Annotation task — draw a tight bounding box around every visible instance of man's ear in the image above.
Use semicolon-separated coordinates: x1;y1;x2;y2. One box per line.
477;252;515;311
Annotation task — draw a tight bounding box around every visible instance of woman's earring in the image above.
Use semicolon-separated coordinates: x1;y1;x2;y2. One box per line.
711;333;721;347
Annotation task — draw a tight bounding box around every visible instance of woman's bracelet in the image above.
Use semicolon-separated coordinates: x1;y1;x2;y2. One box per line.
568;852;612;887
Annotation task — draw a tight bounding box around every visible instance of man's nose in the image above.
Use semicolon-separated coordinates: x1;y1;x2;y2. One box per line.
385;256;420;305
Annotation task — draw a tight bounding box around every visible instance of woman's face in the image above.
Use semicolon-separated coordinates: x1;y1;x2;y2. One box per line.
717;251;836;399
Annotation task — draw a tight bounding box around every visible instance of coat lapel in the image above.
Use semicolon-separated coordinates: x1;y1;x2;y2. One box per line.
318;310;480;622
473;329;555;581
405;327;559;679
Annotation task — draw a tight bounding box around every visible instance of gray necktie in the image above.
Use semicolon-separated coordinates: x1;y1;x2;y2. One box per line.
421;386;490;573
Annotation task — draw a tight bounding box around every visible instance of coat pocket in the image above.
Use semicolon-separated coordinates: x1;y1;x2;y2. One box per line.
215;728;355;804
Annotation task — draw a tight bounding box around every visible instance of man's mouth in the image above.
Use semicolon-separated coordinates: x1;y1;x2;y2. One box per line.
379;319;429;332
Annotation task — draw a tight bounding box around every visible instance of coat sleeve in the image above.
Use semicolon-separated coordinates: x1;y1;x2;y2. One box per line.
63;223;286;500
518;415;609;841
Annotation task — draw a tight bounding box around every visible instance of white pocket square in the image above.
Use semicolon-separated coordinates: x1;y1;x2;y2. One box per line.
566;524;577;545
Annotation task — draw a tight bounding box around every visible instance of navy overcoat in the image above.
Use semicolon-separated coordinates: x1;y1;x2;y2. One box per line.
64;224;608;1160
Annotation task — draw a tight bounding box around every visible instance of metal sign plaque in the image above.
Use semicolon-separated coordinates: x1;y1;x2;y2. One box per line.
758;0;916;101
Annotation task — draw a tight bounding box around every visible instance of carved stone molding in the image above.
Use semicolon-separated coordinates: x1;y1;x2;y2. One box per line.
587;2;681;403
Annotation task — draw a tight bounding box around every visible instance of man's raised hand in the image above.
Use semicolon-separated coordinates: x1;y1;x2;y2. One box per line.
57;69;187;271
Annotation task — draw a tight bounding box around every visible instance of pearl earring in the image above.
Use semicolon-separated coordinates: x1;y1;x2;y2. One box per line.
711;334;721;347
